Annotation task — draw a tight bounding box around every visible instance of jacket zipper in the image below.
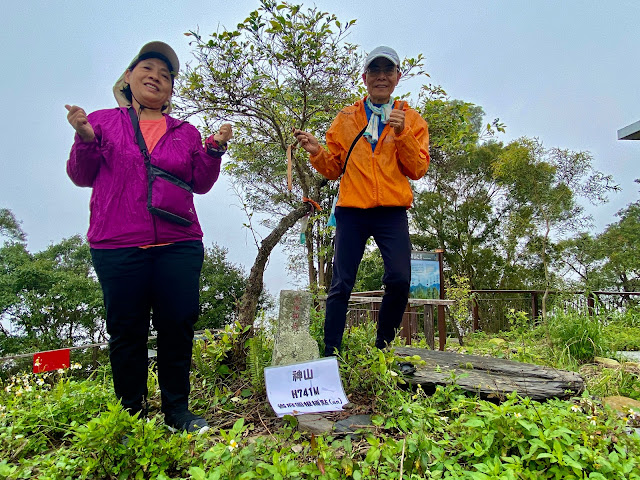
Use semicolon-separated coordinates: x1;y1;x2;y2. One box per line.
371;125;390;206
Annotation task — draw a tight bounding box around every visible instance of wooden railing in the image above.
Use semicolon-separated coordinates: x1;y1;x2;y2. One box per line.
318;291;455;350
470;290;640;332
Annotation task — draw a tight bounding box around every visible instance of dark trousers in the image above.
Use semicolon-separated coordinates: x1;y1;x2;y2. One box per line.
324;206;411;356
91;241;204;415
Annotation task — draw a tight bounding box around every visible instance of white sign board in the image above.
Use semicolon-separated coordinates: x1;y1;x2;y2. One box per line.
264;357;348;417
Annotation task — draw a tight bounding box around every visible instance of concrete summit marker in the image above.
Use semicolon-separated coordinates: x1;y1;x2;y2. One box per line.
271;290;320;366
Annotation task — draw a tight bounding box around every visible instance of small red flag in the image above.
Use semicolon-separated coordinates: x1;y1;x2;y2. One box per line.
33;348;71;373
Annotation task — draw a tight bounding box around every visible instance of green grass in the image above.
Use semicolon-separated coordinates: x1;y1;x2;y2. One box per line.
1;315;640;479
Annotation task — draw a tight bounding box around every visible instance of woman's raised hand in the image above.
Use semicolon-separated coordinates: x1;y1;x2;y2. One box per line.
214;123;233;144
65;105;95;142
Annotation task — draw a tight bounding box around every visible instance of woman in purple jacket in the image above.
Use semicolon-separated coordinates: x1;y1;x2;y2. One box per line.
65;41;231;434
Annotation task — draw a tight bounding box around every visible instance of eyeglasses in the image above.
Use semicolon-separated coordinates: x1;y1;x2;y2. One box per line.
365;66;398;76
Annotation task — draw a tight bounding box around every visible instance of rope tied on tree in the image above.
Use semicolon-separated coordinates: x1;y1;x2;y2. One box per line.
299;197;322;245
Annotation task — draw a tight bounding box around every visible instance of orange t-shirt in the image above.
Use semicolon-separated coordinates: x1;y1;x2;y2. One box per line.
139;117;167;153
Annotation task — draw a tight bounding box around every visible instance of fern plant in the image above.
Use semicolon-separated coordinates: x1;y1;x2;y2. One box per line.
247;332;267;395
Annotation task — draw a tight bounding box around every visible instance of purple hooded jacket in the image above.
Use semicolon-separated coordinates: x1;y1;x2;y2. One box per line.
67;107;222;249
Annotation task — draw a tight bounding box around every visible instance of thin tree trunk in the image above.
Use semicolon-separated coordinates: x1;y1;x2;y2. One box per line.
306;222;317;293
542;217;551;320
234;203;312;361
318;255;326;291
316;229;325;292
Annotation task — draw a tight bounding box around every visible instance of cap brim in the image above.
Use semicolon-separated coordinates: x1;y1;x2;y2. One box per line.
137;41;180;76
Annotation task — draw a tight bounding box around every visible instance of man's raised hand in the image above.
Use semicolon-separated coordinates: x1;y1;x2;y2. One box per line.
389;101;406;135
292;128;320;156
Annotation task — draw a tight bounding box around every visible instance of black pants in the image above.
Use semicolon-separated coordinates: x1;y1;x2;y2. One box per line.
324;206;411;356
91;241;204;415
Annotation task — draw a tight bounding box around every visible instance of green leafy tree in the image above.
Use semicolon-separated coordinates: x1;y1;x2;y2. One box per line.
2;236;256;356
445;274;475;344
411;87;508;289
0;244;31;352
556;232;606;291
0;208;26;243
353;247;385;293
177;1;425;336
177;0;361;332
198;243;273;330
0;235;105;354
494;137;618;318
1;214;41;353
598;187;640;293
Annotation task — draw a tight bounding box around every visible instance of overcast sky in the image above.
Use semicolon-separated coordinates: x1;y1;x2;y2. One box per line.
1;0;638;296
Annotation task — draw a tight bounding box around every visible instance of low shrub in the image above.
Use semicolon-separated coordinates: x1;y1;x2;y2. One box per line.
547;311;610;363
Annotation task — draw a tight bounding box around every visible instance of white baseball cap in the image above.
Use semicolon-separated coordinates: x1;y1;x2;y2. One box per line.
363;46;400;72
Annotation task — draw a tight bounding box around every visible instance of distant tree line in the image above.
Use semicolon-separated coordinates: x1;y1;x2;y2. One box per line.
0;208;269;356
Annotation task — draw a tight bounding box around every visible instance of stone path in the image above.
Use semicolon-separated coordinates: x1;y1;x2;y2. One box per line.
296;413;372;437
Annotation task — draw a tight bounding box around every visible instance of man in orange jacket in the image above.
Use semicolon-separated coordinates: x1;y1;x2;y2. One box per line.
294;46;430;356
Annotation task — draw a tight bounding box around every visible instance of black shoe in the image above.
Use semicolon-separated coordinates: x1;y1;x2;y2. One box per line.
396;361;416;375
165;410;210;434
122;396;148;418
125;406;147;419
324;346;339;357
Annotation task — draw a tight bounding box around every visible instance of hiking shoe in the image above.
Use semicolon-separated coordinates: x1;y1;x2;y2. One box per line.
165;410;210;434
396;361;416;375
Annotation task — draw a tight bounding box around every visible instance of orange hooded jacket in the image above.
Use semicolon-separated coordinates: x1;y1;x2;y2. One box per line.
310;98;429;209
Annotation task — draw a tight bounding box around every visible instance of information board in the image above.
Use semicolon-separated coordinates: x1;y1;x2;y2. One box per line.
410;251;440;299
